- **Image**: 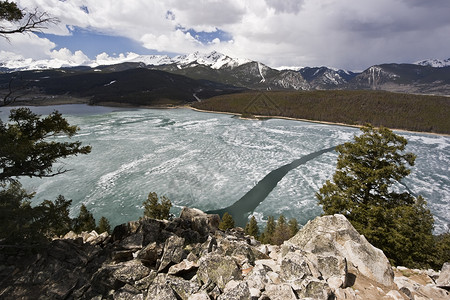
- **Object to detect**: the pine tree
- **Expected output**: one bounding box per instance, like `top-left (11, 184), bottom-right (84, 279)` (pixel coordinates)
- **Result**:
top-left (316, 125), bottom-right (435, 268)
top-left (36, 195), bottom-right (72, 237)
top-left (97, 216), bottom-right (111, 234)
top-left (260, 216), bottom-right (276, 244)
top-left (271, 215), bottom-right (291, 245)
top-left (73, 204), bottom-right (96, 233)
top-left (143, 192), bottom-right (172, 220)
top-left (245, 215), bottom-right (259, 238)
top-left (219, 212), bottom-right (235, 230)
top-left (288, 218), bottom-right (299, 238)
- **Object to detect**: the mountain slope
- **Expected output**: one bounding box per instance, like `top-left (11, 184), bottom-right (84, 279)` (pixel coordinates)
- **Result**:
top-left (0, 67), bottom-right (246, 106)
top-left (349, 64), bottom-right (450, 94)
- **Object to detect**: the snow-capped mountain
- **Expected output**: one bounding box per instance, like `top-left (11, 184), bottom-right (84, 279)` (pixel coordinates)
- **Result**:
top-left (1, 51), bottom-right (450, 95)
top-left (298, 67), bottom-right (357, 89)
top-left (0, 51), bottom-right (250, 72)
top-left (415, 58), bottom-right (450, 68)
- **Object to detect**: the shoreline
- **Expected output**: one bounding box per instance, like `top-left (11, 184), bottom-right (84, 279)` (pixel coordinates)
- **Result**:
top-left (188, 106), bottom-right (450, 137)
top-left (5, 100), bottom-right (449, 136)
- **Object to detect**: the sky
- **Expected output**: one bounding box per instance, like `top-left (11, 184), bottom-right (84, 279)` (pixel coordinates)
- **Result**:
top-left (1, 0), bottom-right (450, 71)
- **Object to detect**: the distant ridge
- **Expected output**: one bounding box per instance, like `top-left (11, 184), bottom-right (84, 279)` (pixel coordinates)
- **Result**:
top-left (1, 51), bottom-right (450, 100)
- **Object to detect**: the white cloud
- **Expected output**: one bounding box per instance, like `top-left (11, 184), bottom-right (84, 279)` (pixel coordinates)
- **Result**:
top-left (6, 0), bottom-right (450, 70)
top-left (0, 32), bottom-right (56, 59)
top-left (50, 48), bottom-right (90, 65)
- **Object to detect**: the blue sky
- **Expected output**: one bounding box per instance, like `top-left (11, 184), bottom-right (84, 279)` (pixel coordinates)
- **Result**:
top-left (1, 0), bottom-right (450, 70)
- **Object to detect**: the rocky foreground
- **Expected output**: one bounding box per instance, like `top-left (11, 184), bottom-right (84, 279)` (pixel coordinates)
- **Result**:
top-left (0, 208), bottom-right (449, 300)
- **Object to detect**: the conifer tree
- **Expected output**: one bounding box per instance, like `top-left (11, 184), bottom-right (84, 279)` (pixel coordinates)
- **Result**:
top-left (260, 216), bottom-right (276, 244)
top-left (317, 125), bottom-right (435, 268)
top-left (73, 204), bottom-right (96, 233)
top-left (36, 195), bottom-right (72, 237)
top-left (288, 218), bottom-right (299, 238)
top-left (219, 212), bottom-right (235, 230)
top-left (143, 192), bottom-right (172, 220)
top-left (271, 215), bottom-right (291, 245)
top-left (97, 216), bottom-right (111, 234)
top-left (245, 215), bottom-right (259, 238)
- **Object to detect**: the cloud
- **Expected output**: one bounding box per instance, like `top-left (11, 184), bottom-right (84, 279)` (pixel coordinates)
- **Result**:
top-left (50, 48), bottom-right (90, 65)
top-left (264, 0), bottom-right (304, 14)
top-left (8, 0), bottom-right (450, 70)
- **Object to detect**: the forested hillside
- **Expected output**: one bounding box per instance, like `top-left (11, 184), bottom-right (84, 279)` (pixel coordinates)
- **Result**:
top-left (192, 90), bottom-right (450, 134)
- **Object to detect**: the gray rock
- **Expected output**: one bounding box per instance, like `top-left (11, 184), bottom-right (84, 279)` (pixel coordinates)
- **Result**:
top-left (112, 220), bottom-right (141, 242)
top-left (436, 262), bottom-right (450, 288)
top-left (197, 253), bottom-right (242, 290)
top-left (112, 250), bottom-right (135, 262)
top-left (200, 236), bottom-right (218, 255)
top-left (168, 259), bottom-right (199, 276)
top-left (279, 251), bottom-right (312, 282)
top-left (136, 242), bottom-right (158, 265)
top-left (165, 275), bottom-right (201, 300)
top-left (295, 277), bottom-right (332, 300)
top-left (316, 255), bottom-right (347, 282)
top-left (188, 291), bottom-right (211, 300)
top-left (146, 283), bottom-right (178, 300)
top-left (288, 214), bottom-right (394, 287)
top-left (113, 284), bottom-right (143, 300)
top-left (245, 264), bottom-right (270, 290)
top-left (119, 232), bottom-right (144, 250)
top-left (263, 284), bottom-right (297, 300)
top-left (158, 235), bottom-right (185, 272)
top-left (63, 230), bottom-right (78, 240)
top-left (179, 207), bottom-right (220, 235)
top-left (217, 280), bottom-right (250, 300)
top-left (134, 271), bottom-right (157, 291)
top-left (112, 260), bottom-right (150, 284)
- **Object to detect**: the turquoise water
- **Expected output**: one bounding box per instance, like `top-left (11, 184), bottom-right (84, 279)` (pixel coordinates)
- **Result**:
top-left (1, 105), bottom-right (449, 233)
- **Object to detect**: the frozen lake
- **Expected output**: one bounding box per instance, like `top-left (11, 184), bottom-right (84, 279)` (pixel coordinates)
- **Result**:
top-left (1, 105), bottom-right (449, 233)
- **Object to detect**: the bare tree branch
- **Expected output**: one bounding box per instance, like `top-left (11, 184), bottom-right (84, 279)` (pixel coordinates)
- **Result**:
top-left (0, 8), bottom-right (58, 38)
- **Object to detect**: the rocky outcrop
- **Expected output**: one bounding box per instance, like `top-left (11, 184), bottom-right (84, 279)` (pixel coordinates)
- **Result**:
top-left (0, 210), bottom-right (448, 299)
top-left (287, 214), bottom-right (394, 287)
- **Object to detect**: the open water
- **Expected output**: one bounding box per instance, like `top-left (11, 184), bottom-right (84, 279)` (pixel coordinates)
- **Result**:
top-left (1, 105), bottom-right (449, 233)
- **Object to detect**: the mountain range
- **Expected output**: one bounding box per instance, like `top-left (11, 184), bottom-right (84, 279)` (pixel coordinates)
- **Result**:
top-left (1, 51), bottom-right (449, 106)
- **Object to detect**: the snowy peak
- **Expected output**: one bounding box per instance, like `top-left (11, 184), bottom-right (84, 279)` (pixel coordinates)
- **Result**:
top-left (298, 66), bottom-right (357, 88)
top-left (172, 51), bottom-right (251, 69)
top-left (415, 58), bottom-right (450, 68)
top-left (0, 51), bottom-right (250, 72)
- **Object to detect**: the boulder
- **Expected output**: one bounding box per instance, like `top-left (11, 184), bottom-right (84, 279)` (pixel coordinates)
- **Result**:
top-left (187, 292), bottom-right (211, 300)
top-left (263, 284), bottom-right (297, 300)
top-left (158, 235), bottom-right (185, 272)
top-left (179, 207), bottom-right (220, 235)
top-left (112, 260), bottom-right (151, 284)
top-left (118, 232), bottom-right (144, 250)
top-left (168, 259), bottom-right (199, 277)
top-left (197, 253), bottom-right (242, 290)
top-left (113, 284), bottom-right (143, 300)
top-left (217, 280), bottom-right (250, 300)
top-left (279, 251), bottom-right (312, 282)
top-left (146, 283), bottom-right (178, 300)
top-left (134, 271), bottom-right (157, 291)
top-left (288, 214), bottom-right (394, 287)
top-left (63, 230), bottom-right (78, 240)
top-left (436, 262), bottom-right (450, 288)
top-left (244, 264), bottom-right (271, 290)
top-left (165, 275), bottom-right (201, 300)
top-left (136, 242), bottom-right (158, 265)
top-left (112, 220), bottom-right (141, 242)
top-left (295, 277), bottom-right (332, 300)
